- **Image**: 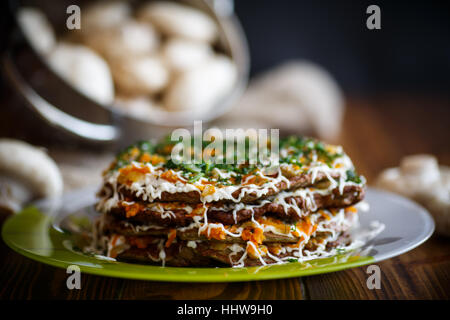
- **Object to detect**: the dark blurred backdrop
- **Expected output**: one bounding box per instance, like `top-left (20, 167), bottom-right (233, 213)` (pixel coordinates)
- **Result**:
top-left (234, 0), bottom-right (450, 95)
top-left (0, 0), bottom-right (448, 154)
top-left (1, 0), bottom-right (449, 96)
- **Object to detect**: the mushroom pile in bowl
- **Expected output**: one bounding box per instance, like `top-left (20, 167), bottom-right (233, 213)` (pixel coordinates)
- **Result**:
top-left (18, 1), bottom-right (239, 122)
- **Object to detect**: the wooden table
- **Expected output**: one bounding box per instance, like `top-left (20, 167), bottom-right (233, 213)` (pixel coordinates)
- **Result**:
top-left (1, 94), bottom-right (449, 299)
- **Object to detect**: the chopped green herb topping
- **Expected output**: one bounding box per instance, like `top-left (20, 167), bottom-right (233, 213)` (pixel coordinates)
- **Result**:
top-left (279, 136), bottom-right (343, 167)
top-left (109, 135), bottom-right (347, 186)
top-left (346, 170), bottom-right (362, 184)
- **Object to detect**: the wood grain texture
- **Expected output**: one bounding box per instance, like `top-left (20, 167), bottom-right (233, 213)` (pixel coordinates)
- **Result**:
top-left (0, 94), bottom-right (449, 300)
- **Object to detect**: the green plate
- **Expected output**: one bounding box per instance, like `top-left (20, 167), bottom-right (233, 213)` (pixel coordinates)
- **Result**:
top-left (2, 206), bottom-right (374, 282)
top-left (1, 187), bottom-right (433, 282)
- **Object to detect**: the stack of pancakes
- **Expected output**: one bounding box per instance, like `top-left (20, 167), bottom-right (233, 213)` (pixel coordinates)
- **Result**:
top-left (93, 136), bottom-right (366, 267)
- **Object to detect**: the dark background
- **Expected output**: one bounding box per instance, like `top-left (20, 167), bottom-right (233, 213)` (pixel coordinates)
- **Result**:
top-left (1, 0), bottom-right (450, 96)
top-left (234, 0), bottom-right (450, 95)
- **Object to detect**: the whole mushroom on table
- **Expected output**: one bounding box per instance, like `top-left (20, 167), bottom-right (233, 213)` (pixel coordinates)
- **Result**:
top-left (0, 139), bottom-right (63, 214)
top-left (376, 154), bottom-right (450, 237)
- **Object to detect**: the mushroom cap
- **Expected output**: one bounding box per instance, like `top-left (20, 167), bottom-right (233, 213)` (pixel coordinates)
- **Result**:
top-left (0, 139), bottom-right (63, 199)
top-left (110, 55), bottom-right (169, 96)
top-left (137, 1), bottom-right (218, 43)
top-left (82, 1), bottom-right (132, 31)
top-left (162, 38), bottom-right (212, 72)
top-left (376, 155), bottom-right (450, 237)
top-left (164, 55), bottom-right (237, 112)
top-left (47, 42), bottom-right (115, 105)
top-left (82, 20), bottom-right (160, 60)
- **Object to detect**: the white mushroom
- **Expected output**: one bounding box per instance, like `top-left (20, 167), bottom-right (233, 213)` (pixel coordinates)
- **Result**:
top-left (110, 55), bottom-right (169, 96)
top-left (0, 139), bottom-right (63, 213)
top-left (376, 154), bottom-right (441, 198)
top-left (162, 38), bottom-right (213, 72)
top-left (17, 7), bottom-right (56, 55)
top-left (376, 154), bottom-right (450, 237)
top-left (426, 186), bottom-right (450, 237)
top-left (82, 1), bottom-right (131, 31)
top-left (82, 20), bottom-right (159, 60)
top-left (253, 62), bottom-right (344, 140)
top-left (47, 42), bottom-right (115, 105)
top-left (399, 154), bottom-right (441, 186)
top-left (218, 61), bottom-right (344, 140)
top-left (114, 95), bottom-right (166, 119)
top-left (137, 1), bottom-right (218, 43)
top-left (164, 55), bottom-right (237, 112)
top-left (415, 166), bottom-right (450, 237)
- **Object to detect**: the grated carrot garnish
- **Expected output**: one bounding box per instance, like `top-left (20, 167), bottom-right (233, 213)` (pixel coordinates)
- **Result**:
top-left (165, 229), bottom-right (177, 248)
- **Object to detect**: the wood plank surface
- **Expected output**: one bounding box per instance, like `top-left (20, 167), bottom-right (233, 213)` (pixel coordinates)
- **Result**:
top-left (0, 94), bottom-right (449, 300)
